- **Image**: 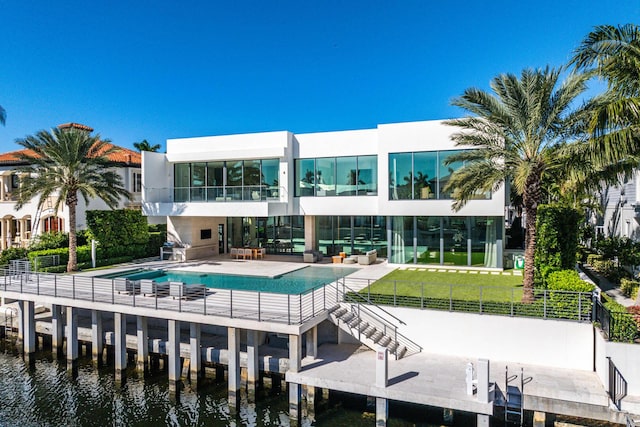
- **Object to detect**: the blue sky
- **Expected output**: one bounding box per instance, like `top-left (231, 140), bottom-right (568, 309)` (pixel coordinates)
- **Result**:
top-left (0, 1), bottom-right (637, 153)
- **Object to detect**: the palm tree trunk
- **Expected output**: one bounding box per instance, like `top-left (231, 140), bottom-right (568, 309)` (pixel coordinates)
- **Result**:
top-left (522, 172), bottom-right (542, 303)
top-left (67, 199), bottom-right (77, 272)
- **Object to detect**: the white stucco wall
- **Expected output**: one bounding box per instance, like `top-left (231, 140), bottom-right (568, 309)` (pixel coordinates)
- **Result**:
top-left (386, 307), bottom-right (594, 370)
top-left (595, 329), bottom-right (640, 396)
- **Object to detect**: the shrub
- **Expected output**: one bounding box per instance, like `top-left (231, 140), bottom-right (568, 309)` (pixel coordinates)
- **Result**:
top-left (535, 204), bottom-right (581, 272)
top-left (586, 253), bottom-right (603, 266)
top-left (604, 299), bottom-right (639, 342)
top-left (621, 278), bottom-right (640, 300)
top-left (546, 270), bottom-right (594, 293)
top-left (86, 209), bottom-right (149, 258)
top-left (28, 232), bottom-right (69, 251)
top-left (546, 270), bottom-right (594, 319)
top-left (0, 247), bottom-right (29, 266)
top-left (28, 245), bottom-right (92, 267)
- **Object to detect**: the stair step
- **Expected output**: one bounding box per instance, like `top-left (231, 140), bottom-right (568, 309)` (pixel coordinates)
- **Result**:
top-left (378, 335), bottom-right (391, 346)
top-left (332, 308), bottom-right (347, 318)
top-left (341, 312), bottom-right (355, 323)
top-left (357, 322), bottom-right (369, 332)
top-left (348, 317), bottom-right (361, 328)
top-left (397, 346), bottom-right (407, 359)
top-left (387, 341), bottom-right (399, 353)
top-left (371, 331), bottom-right (383, 342)
top-left (328, 304), bottom-right (342, 314)
top-left (363, 326), bottom-right (376, 338)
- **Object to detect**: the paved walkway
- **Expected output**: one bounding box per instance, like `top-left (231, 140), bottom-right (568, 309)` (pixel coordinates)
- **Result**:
top-left (578, 265), bottom-right (636, 307)
top-left (289, 343), bottom-right (620, 422)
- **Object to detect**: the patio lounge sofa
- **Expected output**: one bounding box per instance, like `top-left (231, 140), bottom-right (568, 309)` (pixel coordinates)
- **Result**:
top-left (170, 281), bottom-right (206, 299)
top-left (357, 250), bottom-right (377, 265)
top-left (140, 279), bottom-right (170, 296)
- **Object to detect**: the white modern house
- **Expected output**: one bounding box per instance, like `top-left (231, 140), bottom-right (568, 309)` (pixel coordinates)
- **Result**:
top-left (142, 119), bottom-right (507, 267)
top-left (0, 123), bottom-right (142, 249)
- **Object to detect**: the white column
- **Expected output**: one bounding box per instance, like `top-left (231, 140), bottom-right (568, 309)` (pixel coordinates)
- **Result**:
top-left (91, 310), bottom-right (103, 365)
top-left (22, 300), bottom-right (35, 354)
top-left (306, 326), bottom-right (317, 360)
top-left (52, 304), bottom-right (64, 358)
top-left (189, 323), bottom-right (201, 385)
top-left (168, 319), bottom-right (181, 392)
top-left (289, 334), bottom-right (302, 426)
top-left (375, 346), bottom-right (389, 427)
top-left (66, 306), bottom-right (78, 363)
top-left (247, 329), bottom-right (259, 400)
top-left (137, 316), bottom-right (148, 373)
top-left (228, 327), bottom-right (241, 414)
top-left (114, 312), bottom-right (127, 381)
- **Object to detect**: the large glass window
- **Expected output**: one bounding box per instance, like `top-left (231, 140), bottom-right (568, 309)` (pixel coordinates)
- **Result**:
top-left (336, 157), bottom-right (357, 196)
top-left (443, 217), bottom-right (467, 265)
top-left (388, 150), bottom-right (487, 200)
top-left (413, 152), bottom-right (437, 199)
top-left (261, 159), bottom-right (279, 200)
top-left (174, 163), bottom-right (190, 202)
top-left (295, 155), bottom-right (377, 197)
top-left (174, 159), bottom-right (280, 202)
top-left (439, 150), bottom-right (463, 199)
top-left (357, 155), bottom-right (377, 195)
top-left (389, 153), bottom-right (412, 200)
top-left (295, 159), bottom-right (315, 197)
top-left (191, 162), bottom-right (206, 201)
top-left (316, 158), bottom-right (336, 196)
top-left (207, 161), bottom-right (224, 200)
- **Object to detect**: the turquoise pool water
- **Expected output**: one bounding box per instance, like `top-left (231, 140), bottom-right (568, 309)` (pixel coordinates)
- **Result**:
top-left (107, 266), bottom-right (357, 294)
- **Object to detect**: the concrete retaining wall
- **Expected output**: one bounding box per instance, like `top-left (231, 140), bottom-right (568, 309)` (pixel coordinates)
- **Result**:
top-left (386, 307), bottom-right (594, 370)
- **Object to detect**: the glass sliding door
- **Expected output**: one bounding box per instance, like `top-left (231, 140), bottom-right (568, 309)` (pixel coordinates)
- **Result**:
top-left (261, 159), bottom-right (280, 200)
top-left (336, 157), bottom-right (357, 196)
top-left (417, 216), bottom-right (441, 264)
top-left (390, 216), bottom-right (414, 263)
top-left (315, 158), bottom-right (336, 196)
top-left (443, 217), bottom-right (467, 265)
top-left (207, 161), bottom-right (224, 201)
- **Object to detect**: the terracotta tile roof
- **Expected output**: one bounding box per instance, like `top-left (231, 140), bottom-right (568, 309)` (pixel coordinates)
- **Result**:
top-left (0, 143), bottom-right (141, 166)
top-left (57, 122), bottom-right (94, 132)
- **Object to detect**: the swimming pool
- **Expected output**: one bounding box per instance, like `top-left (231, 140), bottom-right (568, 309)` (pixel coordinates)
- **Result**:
top-left (106, 266), bottom-right (357, 295)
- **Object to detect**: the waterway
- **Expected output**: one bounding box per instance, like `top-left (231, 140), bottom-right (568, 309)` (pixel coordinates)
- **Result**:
top-left (0, 342), bottom-right (614, 426)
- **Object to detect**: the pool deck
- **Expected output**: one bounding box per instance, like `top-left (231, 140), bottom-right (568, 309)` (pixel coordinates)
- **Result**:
top-left (81, 254), bottom-right (394, 282)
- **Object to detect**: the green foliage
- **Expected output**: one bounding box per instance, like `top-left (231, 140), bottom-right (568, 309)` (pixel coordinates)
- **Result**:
top-left (147, 232), bottom-right (164, 257)
top-left (603, 298), bottom-right (639, 343)
top-left (586, 253), bottom-right (603, 266)
top-left (596, 236), bottom-right (640, 268)
top-left (535, 204), bottom-right (581, 272)
top-left (28, 232), bottom-right (69, 251)
top-left (28, 245), bottom-right (92, 266)
top-left (546, 270), bottom-right (595, 292)
top-left (86, 209), bottom-right (149, 258)
top-left (0, 247), bottom-right (28, 266)
top-left (620, 278), bottom-right (640, 300)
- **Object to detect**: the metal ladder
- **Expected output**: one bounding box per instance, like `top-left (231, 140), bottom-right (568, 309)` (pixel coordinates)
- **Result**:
top-left (505, 366), bottom-right (524, 425)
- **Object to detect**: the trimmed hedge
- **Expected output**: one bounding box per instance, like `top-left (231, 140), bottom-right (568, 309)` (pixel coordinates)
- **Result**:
top-left (603, 297), bottom-right (639, 343)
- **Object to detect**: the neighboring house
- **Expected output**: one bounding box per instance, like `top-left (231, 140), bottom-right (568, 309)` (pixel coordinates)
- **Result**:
top-left (597, 174), bottom-right (640, 240)
top-left (142, 119), bottom-right (507, 267)
top-left (0, 123), bottom-right (142, 250)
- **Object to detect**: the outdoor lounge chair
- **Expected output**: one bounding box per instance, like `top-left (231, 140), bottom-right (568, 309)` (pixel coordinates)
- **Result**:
top-left (170, 281), bottom-right (206, 299)
top-left (114, 278), bottom-right (139, 294)
top-left (140, 279), bottom-right (170, 296)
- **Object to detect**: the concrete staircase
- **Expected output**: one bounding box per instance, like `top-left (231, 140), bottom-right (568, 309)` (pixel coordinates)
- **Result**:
top-left (327, 302), bottom-right (408, 359)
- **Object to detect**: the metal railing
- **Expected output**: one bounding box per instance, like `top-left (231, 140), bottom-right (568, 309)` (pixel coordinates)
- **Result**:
top-left (594, 299), bottom-right (640, 342)
top-left (330, 279), bottom-right (423, 358)
top-left (608, 357), bottom-right (627, 410)
top-left (345, 278), bottom-right (593, 322)
top-left (0, 269), bottom-right (331, 325)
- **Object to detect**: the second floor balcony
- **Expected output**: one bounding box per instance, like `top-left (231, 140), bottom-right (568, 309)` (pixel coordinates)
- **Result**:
top-left (144, 185), bottom-right (283, 204)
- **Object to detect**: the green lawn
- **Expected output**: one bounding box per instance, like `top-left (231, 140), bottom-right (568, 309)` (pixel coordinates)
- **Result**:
top-left (363, 269), bottom-right (524, 302)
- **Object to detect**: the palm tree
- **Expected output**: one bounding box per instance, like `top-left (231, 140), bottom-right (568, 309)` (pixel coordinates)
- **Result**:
top-left (0, 105), bottom-right (5, 126)
top-left (444, 67), bottom-right (589, 302)
top-left (571, 24), bottom-right (640, 169)
top-left (133, 139), bottom-right (161, 152)
top-left (15, 127), bottom-right (130, 272)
